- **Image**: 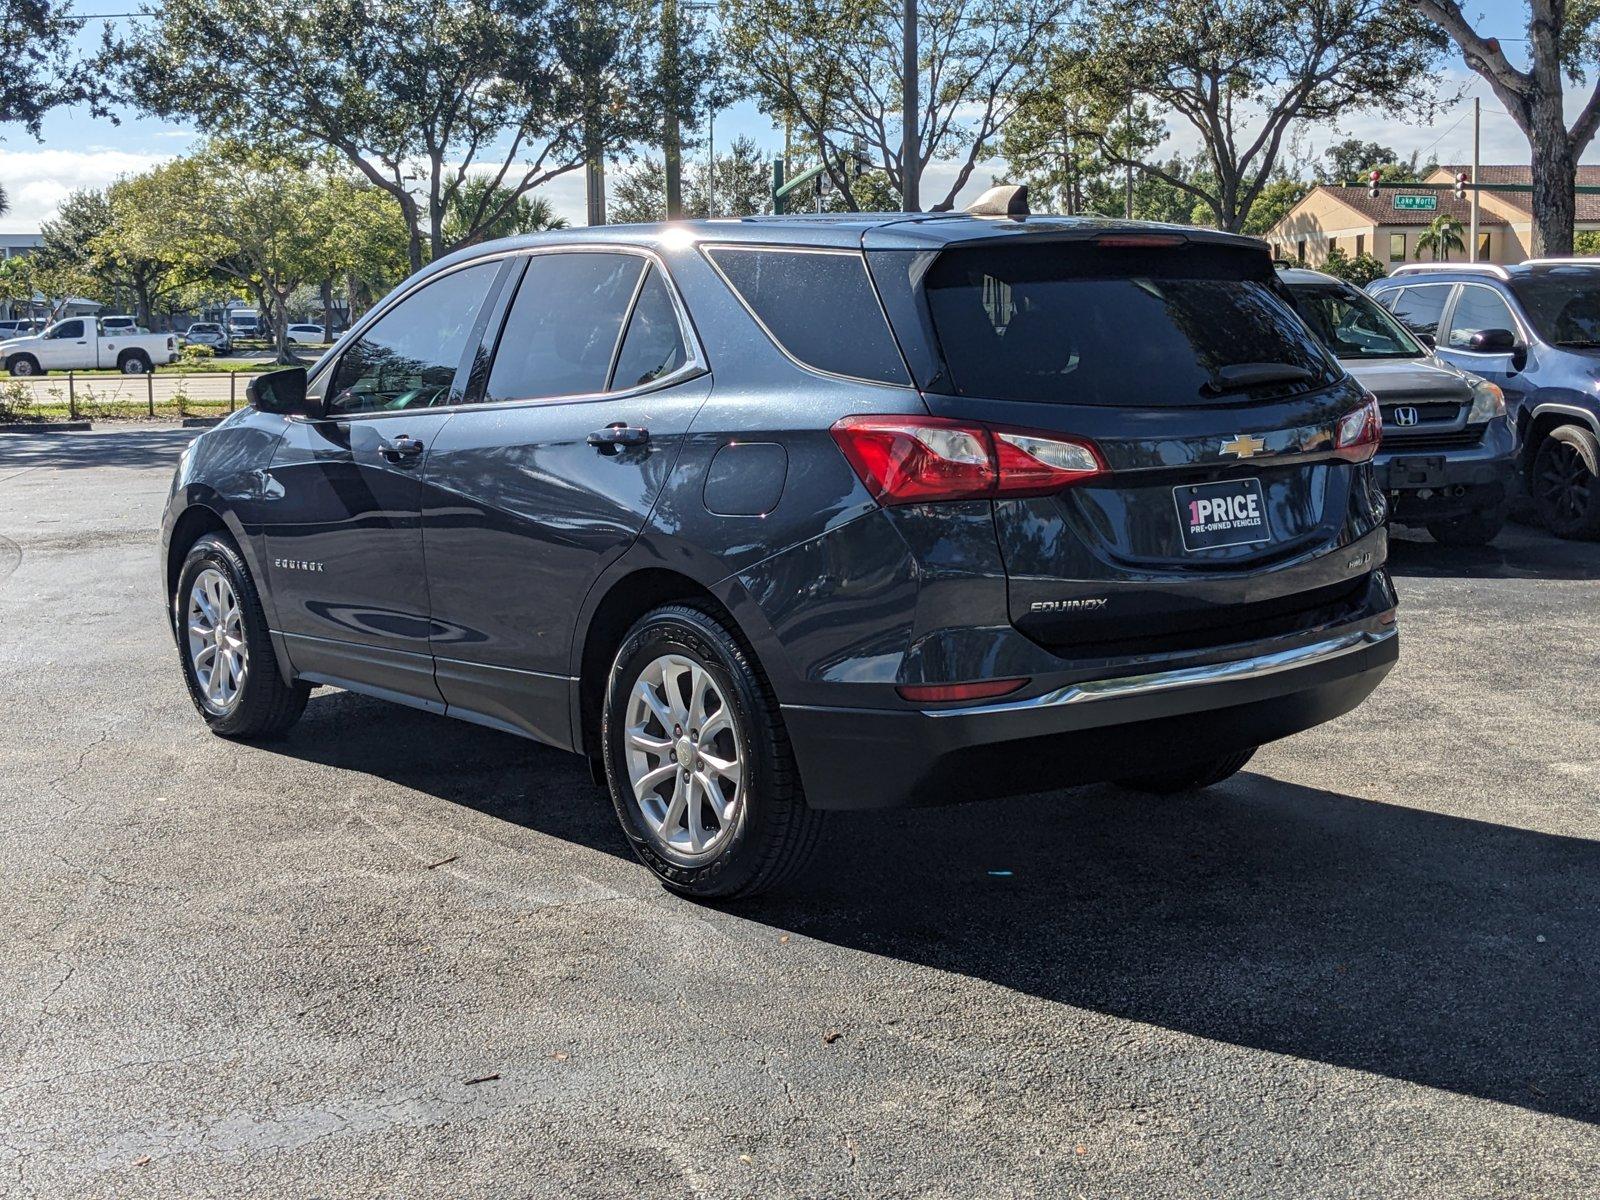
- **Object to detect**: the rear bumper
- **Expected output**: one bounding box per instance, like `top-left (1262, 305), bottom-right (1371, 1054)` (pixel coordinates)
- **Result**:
top-left (783, 620), bottom-right (1398, 810)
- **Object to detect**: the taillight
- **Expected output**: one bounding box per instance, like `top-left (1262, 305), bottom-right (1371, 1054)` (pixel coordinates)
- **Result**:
top-left (1333, 392), bottom-right (1382, 463)
top-left (831, 415), bottom-right (1104, 505)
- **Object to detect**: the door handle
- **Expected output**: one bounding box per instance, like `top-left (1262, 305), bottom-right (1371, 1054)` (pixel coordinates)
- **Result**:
top-left (586, 423), bottom-right (650, 452)
top-left (378, 434), bottom-right (426, 462)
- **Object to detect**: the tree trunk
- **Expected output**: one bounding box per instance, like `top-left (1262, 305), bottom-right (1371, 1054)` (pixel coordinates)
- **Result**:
top-left (320, 278), bottom-right (335, 341)
top-left (1529, 92), bottom-right (1576, 256)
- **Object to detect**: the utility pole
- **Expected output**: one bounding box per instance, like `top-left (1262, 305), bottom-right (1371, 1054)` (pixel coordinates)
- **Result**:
top-left (901, 0), bottom-right (918, 211)
top-left (1470, 96), bottom-right (1481, 262)
top-left (662, 0), bottom-right (683, 219)
top-left (1124, 95), bottom-right (1133, 219)
top-left (706, 106), bottom-right (716, 216)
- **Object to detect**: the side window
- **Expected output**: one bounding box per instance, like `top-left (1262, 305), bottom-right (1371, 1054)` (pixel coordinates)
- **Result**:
top-left (1385, 285), bottom-right (1451, 340)
top-left (484, 253), bottom-right (644, 403)
top-left (50, 319), bottom-right (84, 340)
top-left (1446, 285), bottom-right (1517, 349)
top-left (327, 261), bottom-right (500, 415)
top-left (706, 247), bottom-right (909, 385)
top-left (609, 266), bottom-right (689, 390)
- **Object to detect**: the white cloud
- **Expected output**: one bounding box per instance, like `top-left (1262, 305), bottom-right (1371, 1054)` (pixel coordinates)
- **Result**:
top-left (0, 147), bottom-right (177, 232)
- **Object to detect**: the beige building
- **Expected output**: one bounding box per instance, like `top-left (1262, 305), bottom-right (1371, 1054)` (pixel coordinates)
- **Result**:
top-left (1264, 164), bottom-right (1600, 266)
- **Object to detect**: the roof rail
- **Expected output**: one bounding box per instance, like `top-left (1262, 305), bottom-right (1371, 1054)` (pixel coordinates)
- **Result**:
top-left (1520, 256), bottom-right (1600, 267)
top-left (1388, 262), bottom-right (1510, 280)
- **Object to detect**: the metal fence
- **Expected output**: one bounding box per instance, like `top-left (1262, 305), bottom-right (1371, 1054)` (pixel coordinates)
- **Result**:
top-left (1, 370), bottom-right (265, 419)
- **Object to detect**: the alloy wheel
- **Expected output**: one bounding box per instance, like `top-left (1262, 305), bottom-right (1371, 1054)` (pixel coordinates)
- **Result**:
top-left (623, 652), bottom-right (744, 862)
top-left (186, 567), bottom-right (248, 713)
top-left (1538, 440), bottom-right (1593, 523)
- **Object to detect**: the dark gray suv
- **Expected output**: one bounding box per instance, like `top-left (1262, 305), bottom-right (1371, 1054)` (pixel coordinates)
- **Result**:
top-left (161, 196), bottom-right (1398, 898)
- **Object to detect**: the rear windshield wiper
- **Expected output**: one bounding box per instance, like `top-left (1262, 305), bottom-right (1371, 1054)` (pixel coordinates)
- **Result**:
top-left (1554, 339), bottom-right (1600, 348)
top-left (1201, 362), bottom-right (1314, 396)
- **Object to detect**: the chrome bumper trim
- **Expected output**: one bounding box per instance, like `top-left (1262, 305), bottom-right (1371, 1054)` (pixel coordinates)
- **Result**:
top-left (924, 626), bottom-right (1398, 718)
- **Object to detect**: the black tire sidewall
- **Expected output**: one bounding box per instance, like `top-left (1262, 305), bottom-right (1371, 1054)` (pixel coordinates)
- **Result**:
top-left (1427, 505), bottom-right (1505, 547)
top-left (602, 608), bottom-right (775, 897)
top-left (1533, 425), bottom-right (1600, 538)
top-left (174, 534), bottom-right (273, 734)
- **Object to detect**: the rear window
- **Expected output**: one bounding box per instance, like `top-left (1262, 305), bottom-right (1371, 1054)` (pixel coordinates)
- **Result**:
top-left (1508, 273), bottom-right (1600, 346)
top-left (920, 242), bottom-right (1337, 407)
top-left (706, 246), bottom-right (909, 385)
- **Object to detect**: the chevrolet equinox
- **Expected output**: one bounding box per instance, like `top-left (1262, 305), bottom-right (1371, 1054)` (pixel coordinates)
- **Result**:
top-left (162, 189), bottom-right (1399, 898)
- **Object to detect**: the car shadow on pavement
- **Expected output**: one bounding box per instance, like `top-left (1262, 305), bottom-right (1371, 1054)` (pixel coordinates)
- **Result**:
top-left (1386, 524), bottom-right (1600, 581)
top-left (0, 427), bottom-right (200, 473)
top-left (273, 690), bottom-right (1599, 1127)
top-left (746, 774), bottom-right (1600, 1126)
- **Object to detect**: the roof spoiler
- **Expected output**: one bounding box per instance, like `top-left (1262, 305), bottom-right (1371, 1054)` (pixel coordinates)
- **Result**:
top-left (965, 184), bottom-right (1030, 218)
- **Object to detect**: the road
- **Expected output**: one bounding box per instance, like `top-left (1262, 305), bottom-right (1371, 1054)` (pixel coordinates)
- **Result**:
top-left (1, 426), bottom-right (1597, 1198)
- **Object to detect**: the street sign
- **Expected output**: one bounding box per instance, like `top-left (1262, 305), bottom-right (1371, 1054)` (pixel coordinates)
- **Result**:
top-left (1393, 194), bottom-right (1438, 211)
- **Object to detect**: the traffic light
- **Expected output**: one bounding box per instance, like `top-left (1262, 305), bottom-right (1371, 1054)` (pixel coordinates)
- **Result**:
top-left (1455, 171), bottom-right (1469, 200)
top-left (1368, 169), bottom-right (1381, 199)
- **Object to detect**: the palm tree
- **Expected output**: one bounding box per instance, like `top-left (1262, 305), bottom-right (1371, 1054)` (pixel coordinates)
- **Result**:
top-left (0, 183), bottom-right (8, 217)
top-left (1416, 213), bottom-right (1466, 262)
top-left (443, 180), bottom-right (568, 248)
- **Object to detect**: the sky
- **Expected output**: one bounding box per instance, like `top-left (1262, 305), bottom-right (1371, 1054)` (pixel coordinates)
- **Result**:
top-left (0, 0), bottom-right (1593, 234)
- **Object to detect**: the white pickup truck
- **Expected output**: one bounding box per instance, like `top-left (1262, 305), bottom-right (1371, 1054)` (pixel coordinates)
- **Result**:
top-left (1, 317), bottom-right (179, 376)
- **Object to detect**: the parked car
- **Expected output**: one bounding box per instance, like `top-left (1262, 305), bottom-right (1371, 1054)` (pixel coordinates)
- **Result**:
top-left (285, 323), bottom-right (328, 345)
top-left (1281, 267), bottom-right (1516, 546)
top-left (183, 322), bottom-right (232, 354)
top-left (100, 314), bottom-right (149, 336)
top-left (2, 317), bottom-right (178, 375)
top-left (1369, 260), bottom-right (1600, 538)
top-left (0, 318), bottom-right (43, 338)
top-left (161, 193), bottom-right (1398, 898)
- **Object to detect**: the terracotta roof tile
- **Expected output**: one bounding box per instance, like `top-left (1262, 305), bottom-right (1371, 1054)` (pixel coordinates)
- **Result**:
top-left (1312, 185), bottom-right (1507, 226)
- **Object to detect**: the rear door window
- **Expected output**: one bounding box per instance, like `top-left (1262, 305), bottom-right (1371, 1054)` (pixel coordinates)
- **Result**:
top-left (1382, 284), bottom-right (1453, 340)
top-left (609, 266), bottom-right (689, 390)
top-left (918, 242), bottom-right (1337, 407)
top-left (706, 246), bottom-right (908, 385)
top-left (484, 252), bottom-right (644, 402)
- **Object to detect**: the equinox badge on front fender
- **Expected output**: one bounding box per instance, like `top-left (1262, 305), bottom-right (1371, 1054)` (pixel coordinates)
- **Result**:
top-left (1030, 598), bottom-right (1108, 613)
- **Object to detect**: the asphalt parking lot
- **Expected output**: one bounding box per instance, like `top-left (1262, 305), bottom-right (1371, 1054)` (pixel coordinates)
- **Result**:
top-left (2, 425), bottom-right (1597, 1198)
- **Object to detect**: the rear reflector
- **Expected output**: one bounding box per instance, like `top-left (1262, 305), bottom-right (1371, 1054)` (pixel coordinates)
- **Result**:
top-left (832, 415), bottom-right (1104, 505)
top-left (897, 678), bottom-right (1028, 704)
top-left (1333, 391), bottom-right (1383, 463)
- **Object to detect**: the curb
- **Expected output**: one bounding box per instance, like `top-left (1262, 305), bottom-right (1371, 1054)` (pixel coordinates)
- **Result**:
top-left (180, 417), bottom-right (224, 428)
top-left (0, 420), bottom-right (92, 433)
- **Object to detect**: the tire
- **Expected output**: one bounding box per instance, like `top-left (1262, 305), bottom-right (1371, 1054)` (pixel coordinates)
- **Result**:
top-left (1115, 747), bottom-right (1257, 795)
top-left (7, 355), bottom-right (40, 377)
top-left (601, 603), bottom-right (823, 899)
top-left (1531, 423), bottom-right (1600, 539)
top-left (119, 352), bottom-right (151, 375)
top-left (1427, 505), bottom-right (1506, 547)
top-left (173, 532), bottom-right (309, 738)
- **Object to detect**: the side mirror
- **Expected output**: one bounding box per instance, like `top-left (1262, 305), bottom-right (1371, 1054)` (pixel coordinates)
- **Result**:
top-left (247, 367), bottom-right (322, 418)
top-left (1469, 327), bottom-right (1518, 354)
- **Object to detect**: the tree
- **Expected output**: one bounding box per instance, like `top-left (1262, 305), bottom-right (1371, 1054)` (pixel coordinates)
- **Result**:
top-left (1069, 0), bottom-right (1444, 231)
top-left (116, 143), bottom-right (341, 362)
top-left (611, 135), bottom-right (774, 221)
top-left (1407, 0), bottom-right (1600, 255)
top-left (39, 185), bottom-right (194, 328)
top-left (1318, 139), bottom-right (1431, 185)
top-left (111, 0), bottom-right (661, 270)
top-left (2, 0), bottom-right (109, 137)
top-left (1416, 212), bottom-right (1466, 261)
top-left (1321, 245), bottom-right (1388, 285)
top-left (722, 0), bottom-right (1066, 211)
top-left (443, 178), bottom-right (569, 247)
top-left (1243, 175), bottom-right (1311, 235)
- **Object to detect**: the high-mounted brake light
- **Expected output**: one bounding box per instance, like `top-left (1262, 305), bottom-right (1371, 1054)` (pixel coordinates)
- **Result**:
top-left (830, 415), bottom-right (1105, 505)
top-left (1333, 391), bottom-right (1382, 463)
top-left (1094, 233), bottom-right (1186, 248)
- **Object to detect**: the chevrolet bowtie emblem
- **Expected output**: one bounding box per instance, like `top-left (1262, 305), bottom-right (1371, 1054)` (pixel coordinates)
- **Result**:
top-left (1220, 433), bottom-right (1267, 459)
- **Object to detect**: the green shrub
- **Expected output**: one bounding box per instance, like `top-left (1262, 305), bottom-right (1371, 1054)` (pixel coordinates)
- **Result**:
top-left (180, 343), bottom-right (217, 366)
